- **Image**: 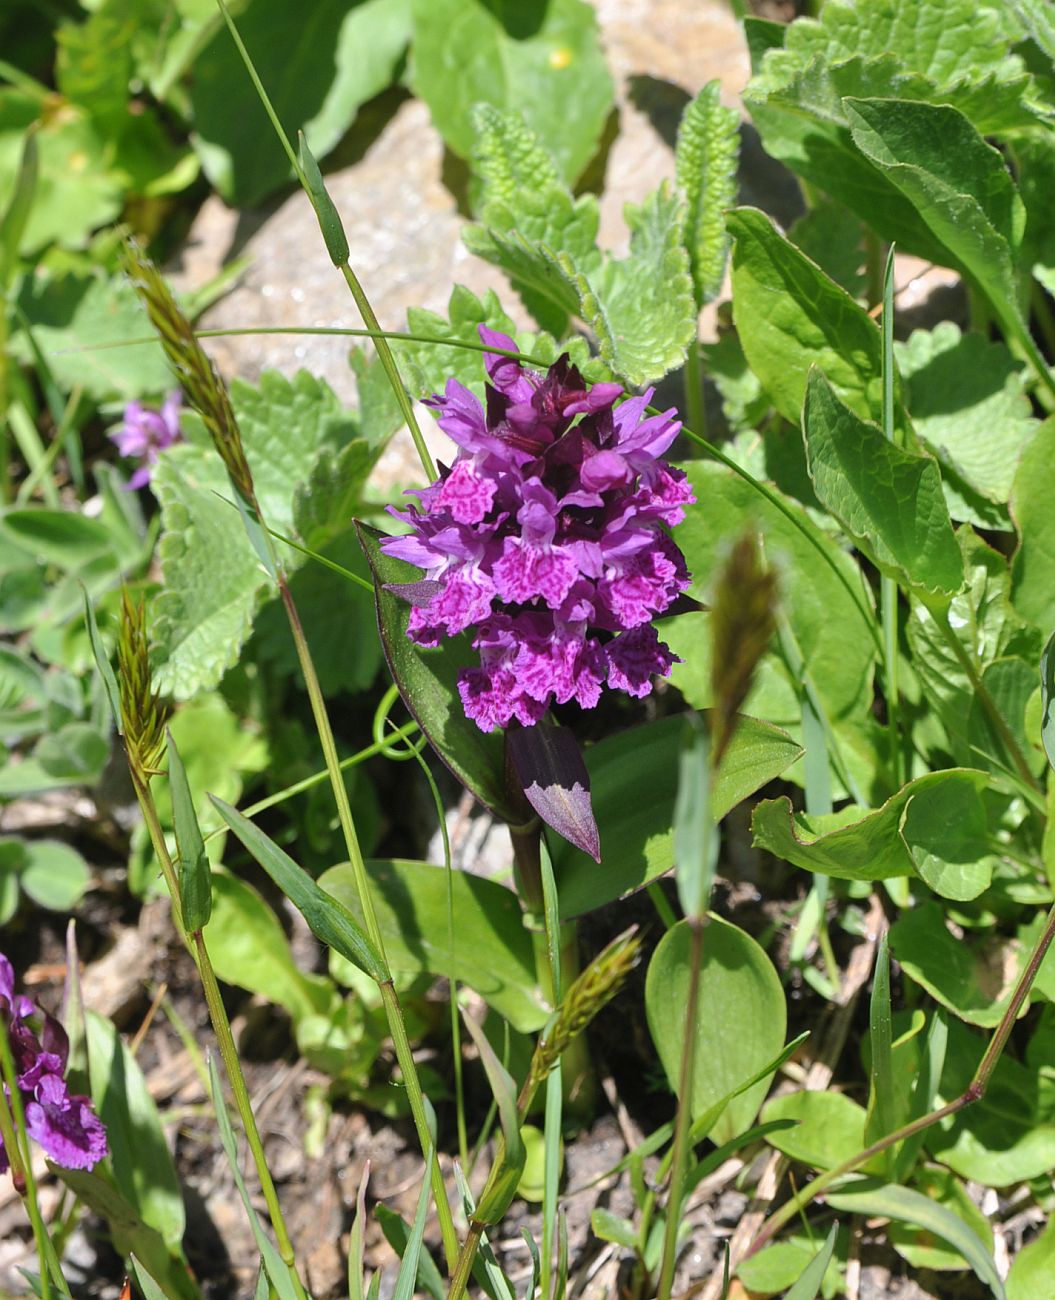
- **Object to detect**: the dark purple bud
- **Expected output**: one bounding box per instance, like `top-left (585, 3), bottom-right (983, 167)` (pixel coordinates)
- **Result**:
top-left (507, 724), bottom-right (600, 862)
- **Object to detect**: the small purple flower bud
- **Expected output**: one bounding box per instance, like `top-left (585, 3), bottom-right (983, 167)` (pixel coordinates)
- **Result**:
top-left (381, 330), bottom-right (694, 730)
top-left (110, 391), bottom-right (183, 490)
top-left (0, 953), bottom-right (107, 1175)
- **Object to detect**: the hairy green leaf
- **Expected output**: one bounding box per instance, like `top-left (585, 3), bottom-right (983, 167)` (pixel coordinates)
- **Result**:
top-left (674, 81), bottom-right (739, 307)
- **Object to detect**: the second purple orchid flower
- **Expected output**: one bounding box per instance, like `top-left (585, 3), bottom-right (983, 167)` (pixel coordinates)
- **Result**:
top-left (382, 329), bottom-right (693, 732)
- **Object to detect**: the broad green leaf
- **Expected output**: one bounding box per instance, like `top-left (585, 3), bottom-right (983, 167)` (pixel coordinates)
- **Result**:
top-left (1011, 416), bottom-right (1055, 631)
top-left (825, 1176), bottom-right (1004, 1298)
top-left (292, 440), bottom-right (379, 551)
top-left (55, 1167), bottom-right (200, 1300)
top-left (645, 915), bottom-right (786, 1144)
top-left (803, 369), bottom-right (963, 597)
top-left (789, 199), bottom-right (867, 299)
top-left (761, 1090), bottom-right (875, 1171)
top-left (192, 0), bottom-right (412, 205)
top-left (1007, 1211), bottom-right (1055, 1299)
top-left (85, 1009), bottom-right (185, 1250)
top-left (674, 81), bottom-right (739, 308)
top-left (211, 796), bottom-right (388, 983)
top-left (167, 730), bottom-right (211, 932)
top-left (891, 900), bottom-right (1039, 1026)
top-left (752, 769), bottom-right (994, 893)
top-left (409, 0), bottom-right (613, 185)
top-left (738, 1231), bottom-right (844, 1300)
top-left (19, 838), bottom-right (90, 912)
top-left (908, 530), bottom-right (1041, 770)
top-left (676, 461), bottom-right (875, 728)
top-left (965, 655), bottom-right (1045, 780)
top-left (0, 95), bottom-right (123, 256)
top-left (896, 324), bottom-right (1038, 525)
top-left (673, 714), bottom-right (715, 921)
top-left (571, 181), bottom-right (697, 387)
top-left (551, 713), bottom-right (802, 920)
top-left (355, 522), bottom-right (511, 819)
top-left (844, 97), bottom-right (1025, 337)
top-left (697, 331), bottom-right (770, 436)
top-left (590, 1209), bottom-right (637, 1251)
top-left (153, 370), bottom-right (358, 696)
top-left (785, 1223), bottom-right (840, 1300)
top-left (0, 510), bottom-right (115, 570)
top-left (727, 208), bottom-right (888, 427)
top-left (203, 872), bottom-right (335, 1023)
top-left (888, 1167), bottom-right (994, 1274)
top-left (13, 269), bottom-right (172, 400)
top-left (32, 722), bottom-right (109, 784)
top-left (320, 858), bottom-right (546, 1032)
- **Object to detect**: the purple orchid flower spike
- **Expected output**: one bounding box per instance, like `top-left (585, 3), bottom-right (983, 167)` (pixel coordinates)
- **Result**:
top-left (380, 327), bottom-right (693, 733)
top-left (110, 390), bottom-right (183, 490)
top-left (0, 953), bottom-right (107, 1175)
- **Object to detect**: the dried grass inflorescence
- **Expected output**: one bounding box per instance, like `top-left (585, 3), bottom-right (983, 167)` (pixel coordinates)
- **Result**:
top-left (117, 588), bottom-right (170, 783)
top-left (528, 927), bottom-right (642, 1092)
top-left (121, 239), bottom-right (255, 503)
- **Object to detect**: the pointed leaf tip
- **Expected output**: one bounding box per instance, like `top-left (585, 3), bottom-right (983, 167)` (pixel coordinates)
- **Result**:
top-left (507, 724), bottom-right (600, 862)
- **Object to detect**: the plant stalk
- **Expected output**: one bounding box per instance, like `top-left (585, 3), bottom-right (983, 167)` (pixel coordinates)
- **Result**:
top-left (275, 573), bottom-right (459, 1268)
top-left (683, 341), bottom-right (706, 445)
top-left (749, 898), bottom-right (1055, 1254)
top-left (132, 774), bottom-right (309, 1300)
top-left (655, 916), bottom-right (706, 1300)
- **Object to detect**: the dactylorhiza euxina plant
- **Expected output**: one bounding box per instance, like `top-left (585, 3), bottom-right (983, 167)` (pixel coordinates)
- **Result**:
top-left (382, 328), bottom-right (694, 731)
top-left (0, 954), bottom-right (107, 1173)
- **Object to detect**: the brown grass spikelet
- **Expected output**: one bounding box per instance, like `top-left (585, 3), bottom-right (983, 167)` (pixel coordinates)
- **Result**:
top-left (709, 530), bottom-right (778, 767)
top-left (121, 239), bottom-right (255, 502)
top-left (528, 928), bottom-right (642, 1093)
top-left (117, 587), bottom-right (170, 783)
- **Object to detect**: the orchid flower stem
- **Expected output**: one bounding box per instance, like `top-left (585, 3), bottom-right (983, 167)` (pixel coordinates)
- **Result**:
top-left (750, 898), bottom-right (1055, 1255)
top-left (274, 571), bottom-right (459, 1270)
top-left (684, 341), bottom-right (706, 446)
top-left (0, 1019), bottom-right (71, 1299)
top-left (655, 916), bottom-right (705, 1300)
top-left (131, 773), bottom-right (309, 1300)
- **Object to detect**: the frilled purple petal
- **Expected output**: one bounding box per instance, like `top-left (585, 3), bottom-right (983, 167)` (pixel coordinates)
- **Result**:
top-left (25, 1073), bottom-right (108, 1171)
top-left (383, 335), bottom-right (694, 728)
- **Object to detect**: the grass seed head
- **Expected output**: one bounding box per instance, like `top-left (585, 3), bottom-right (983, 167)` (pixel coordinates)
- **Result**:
top-left (117, 587), bottom-right (170, 783)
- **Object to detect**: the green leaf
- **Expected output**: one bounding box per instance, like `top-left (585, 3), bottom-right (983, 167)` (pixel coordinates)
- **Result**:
top-left (461, 1014), bottom-right (524, 1224)
top-left (167, 730), bottom-right (211, 932)
top-left (761, 1090), bottom-right (874, 1171)
top-left (355, 522), bottom-right (511, 819)
top-left (891, 899), bottom-right (1040, 1026)
top-left (591, 1209), bottom-right (637, 1251)
top-left (210, 795), bottom-right (388, 983)
top-left (1006, 1209), bottom-right (1055, 1299)
top-left (376, 1203), bottom-right (445, 1300)
top-left (673, 714), bottom-right (716, 921)
top-left (1043, 632), bottom-right (1055, 774)
top-left (319, 858), bottom-right (546, 1032)
top-left (292, 440), bottom-right (379, 551)
top-left (727, 208), bottom-right (888, 427)
top-left (803, 369), bottom-right (963, 597)
top-left (645, 915), bottom-right (787, 1144)
top-left (676, 460), bottom-right (876, 731)
top-left (738, 1233), bottom-right (843, 1300)
top-left (153, 370), bottom-right (358, 697)
top-left (0, 125), bottom-right (37, 285)
top-left (785, 1223), bottom-right (840, 1300)
top-left (192, 0), bottom-right (412, 205)
top-left (13, 269), bottom-right (172, 400)
top-left (552, 713), bottom-right (802, 920)
top-left (752, 769), bottom-right (994, 893)
top-left (392, 1149), bottom-right (435, 1300)
top-left (85, 1009), bottom-right (185, 1250)
top-left (888, 1167), bottom-right (995, 1274)
top-left (674, 81), bottom-right (740, 308)
top-left (19, 838), bottom-right (90, 912)
top-left (788, 199), bottom-right (867, 299)
top-left (824, 1176), bottom-right (1004, 1298)
top-left (896, 323), bottom-right (1038, 524)
top-left (33, 721), bottom-right (109, 784)
top-left (572, 181), bottom-right (697, 387)
top-left (82, 588), bottom-right (121, 733)
top-left (204, 872), bottom-right (335, 1023)
top-left (843, 97), bottom-right (1025, 336)
top-left (865, 929), bottom-right (897, 1162)
top-left (463, 108), bottom-right (600, 336)
top-left (409, 0), bottom-right (613, 185)
top-left (1011, 416), bottom-right (1055, 631)
top-left (0, 509), bottom-right (115, 570)
top-left (0, 96), bottom-right (123, 255)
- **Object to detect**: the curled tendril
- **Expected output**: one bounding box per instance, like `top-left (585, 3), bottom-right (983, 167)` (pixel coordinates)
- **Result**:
top-left (371, 684), bottom-right (427, 762)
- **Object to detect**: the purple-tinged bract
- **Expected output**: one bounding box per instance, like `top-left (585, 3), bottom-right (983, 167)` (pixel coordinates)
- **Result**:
top-left (381, 329), bottom-right (693, 731)
top-left (0, 953), bottom-right (107, 1174)
top-left (110, 391), bottom-right (183, 490)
